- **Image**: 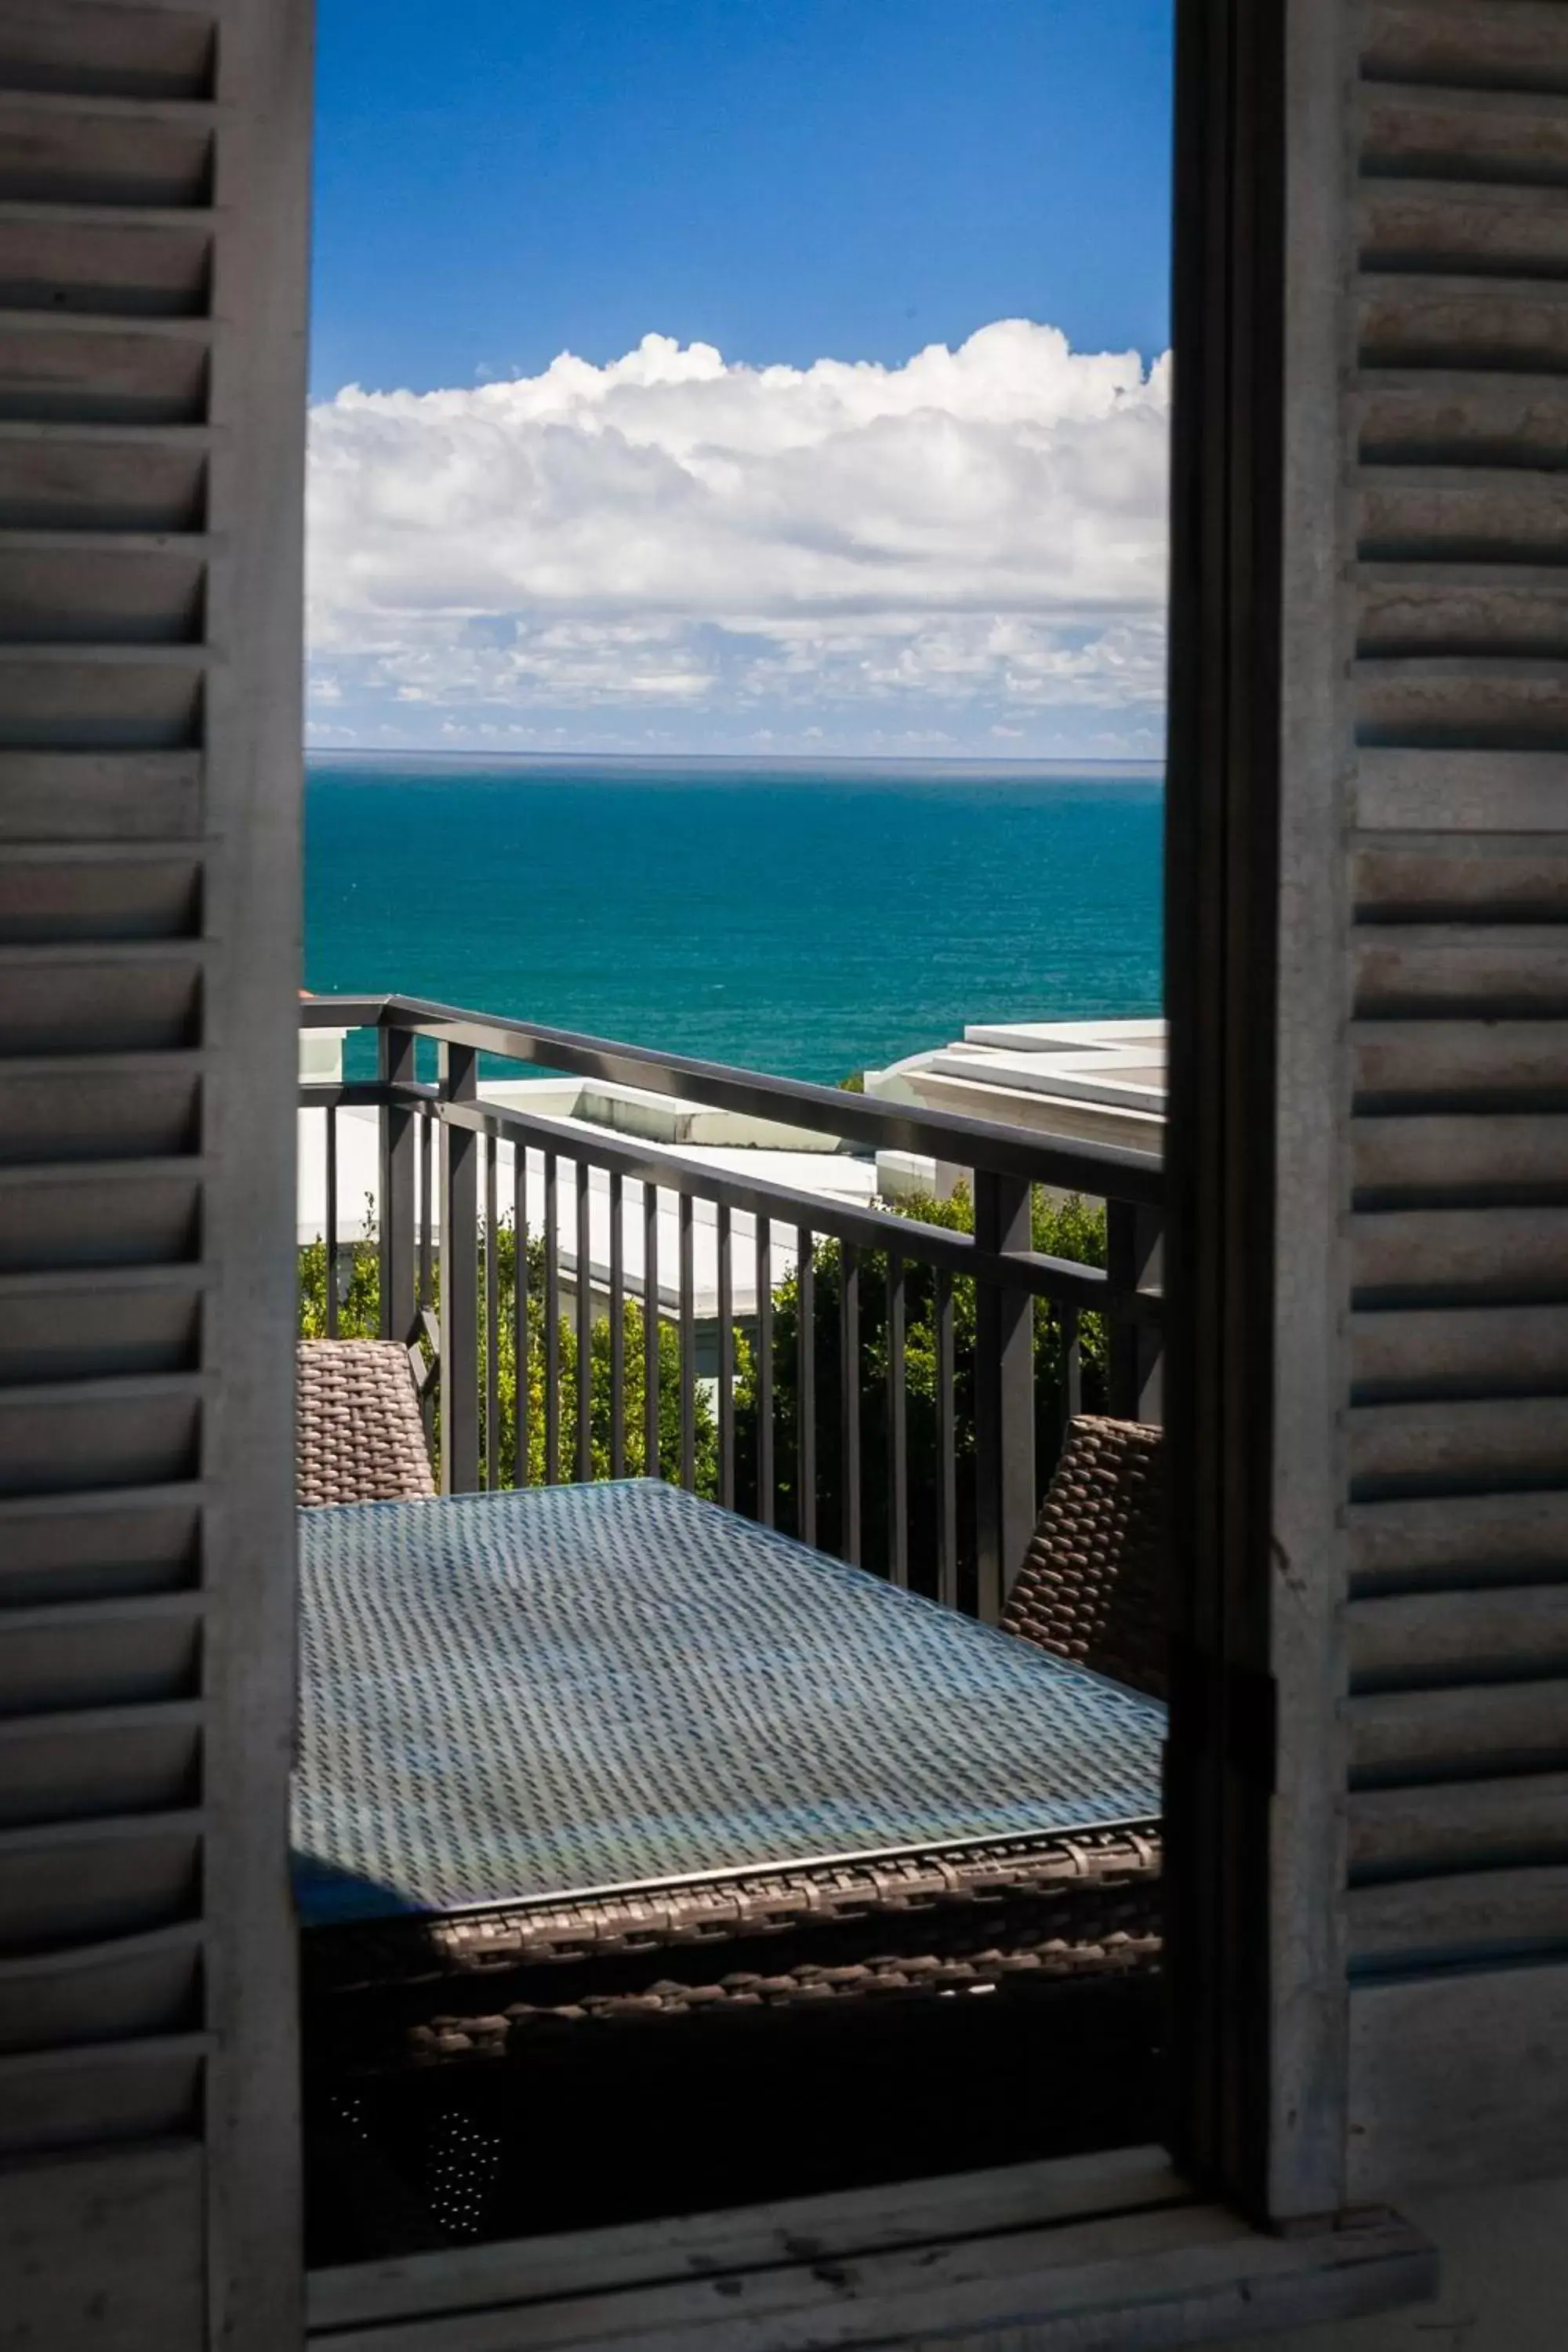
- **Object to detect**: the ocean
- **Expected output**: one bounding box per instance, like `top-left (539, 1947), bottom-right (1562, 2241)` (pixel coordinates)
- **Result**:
top-left (304, 757), bottom-right (1164, 1085)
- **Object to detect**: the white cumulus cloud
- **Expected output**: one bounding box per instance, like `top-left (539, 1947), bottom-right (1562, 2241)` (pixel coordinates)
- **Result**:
top-left (306, 321), bottom-right (1171, 756)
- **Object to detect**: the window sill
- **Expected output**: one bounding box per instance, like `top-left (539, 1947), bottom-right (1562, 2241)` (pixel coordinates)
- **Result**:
top-left (306, 2143), bottom-right (1433, 2351)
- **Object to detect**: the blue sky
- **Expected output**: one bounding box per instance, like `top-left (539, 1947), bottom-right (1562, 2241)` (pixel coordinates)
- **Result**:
top-left (308, 2), bottom-right (1174, 757)
top-left (313, 0), bottom-right (1172, 397)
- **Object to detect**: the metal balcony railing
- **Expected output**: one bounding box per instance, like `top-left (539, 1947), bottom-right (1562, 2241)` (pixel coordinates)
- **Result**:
top-left (299, 994), bottom-right (1163, 1622)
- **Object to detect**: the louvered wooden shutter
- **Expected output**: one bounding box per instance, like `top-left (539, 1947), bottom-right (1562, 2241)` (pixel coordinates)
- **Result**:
top-left (0, 5), bottom-right (309, 2347)
top-left (1341, 0), bottom-right (1568, 2198)
top-left (1167, 0), bottom-right (1568, 2221)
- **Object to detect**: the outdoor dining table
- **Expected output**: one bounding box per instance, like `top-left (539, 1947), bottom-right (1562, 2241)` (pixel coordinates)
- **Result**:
top-left (292, 1479), bottom-right (1164, 1927)
top-left (295, 1479), bottom-right (1167, 2252)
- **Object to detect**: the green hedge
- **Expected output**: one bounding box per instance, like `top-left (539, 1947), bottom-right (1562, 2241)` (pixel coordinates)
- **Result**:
top-left (300, 1212), bottom-right (718, 1492)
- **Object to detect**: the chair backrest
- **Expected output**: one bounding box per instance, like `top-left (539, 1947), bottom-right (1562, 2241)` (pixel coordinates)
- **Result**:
top-left (1001, 1415), bottom-right (1167, 1699)
top-left (297, 1340), bottom-right (435, 1507)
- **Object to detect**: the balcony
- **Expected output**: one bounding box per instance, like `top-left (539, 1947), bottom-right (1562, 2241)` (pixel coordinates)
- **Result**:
top-left (297, 993), bottom-right (1164, 1618)
top-left (294, 996), bottom-right (1169, 2250)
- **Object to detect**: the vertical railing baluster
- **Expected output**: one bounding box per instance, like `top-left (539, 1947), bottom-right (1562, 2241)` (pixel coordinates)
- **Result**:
top-left (1106, 1198), bottom-right (1164, 1424)
top-left (797, 1229), bottom-right (816, 1546)
top-left (935, 1267), bottom-right (956, 1611)
top-left (484, 1134), bottom-right (499, 1489)
top-left (378, 1024), bottom-right (417, 1347)
top-left (1061, 1301), bottom-right (1083, 1439)
top-left (678, 1191), bottom-right (695, 1490)
top-left (418, 1109), bottom-right (433, 1318)
top-left (575, 1158), bottom-right (593, 1482)
top-left (755, 1217), bottom-right (774, 1526)
top-left (972, 1172), bottom-right (1034, 1623)
top-left (717, 1203), bottom-right (735, 1510)
top-left (544, 1150), bottom-right (560, 1485)
top-left (840, 1242), bottom-right (861, 1566)
top-left (609, 1171), bottom-right (625, 1479)
top-left (323, 1102), bottom-right (339, 1338)
top-left (437, 1042), bottom-right (480, 1494)
top-left (887, 1251), bottom-right (907, 1588)
top-left (644, 1181), bottom-right (660, 1479)
top-left (514, 1148), bottom-right (529, 1487)
top-left (418, 1105), bottom-right (435, 1450)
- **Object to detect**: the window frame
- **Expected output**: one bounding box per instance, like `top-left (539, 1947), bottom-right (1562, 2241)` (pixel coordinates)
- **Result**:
top-left (295, 0), bottom-right (1413, 2338)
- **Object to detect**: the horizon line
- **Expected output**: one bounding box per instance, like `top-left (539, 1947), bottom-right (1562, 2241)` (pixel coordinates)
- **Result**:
top-left (304, 746), bottom-right (1166, 774)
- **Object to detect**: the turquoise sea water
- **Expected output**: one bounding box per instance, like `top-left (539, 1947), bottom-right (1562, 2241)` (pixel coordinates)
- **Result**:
top-left (304, 758), bottom-right (1163, 1085)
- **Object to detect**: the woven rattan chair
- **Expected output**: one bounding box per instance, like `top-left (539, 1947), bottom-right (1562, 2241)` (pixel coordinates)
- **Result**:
top-left (1003, 1414), bottom-right (1167, 1700)
top-left (297, 1340), bottom-right (434, 1508)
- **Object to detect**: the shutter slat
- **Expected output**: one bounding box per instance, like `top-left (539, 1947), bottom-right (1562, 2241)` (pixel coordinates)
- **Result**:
top-left (1352, 1112), bottom-right (1568, 1191)
top-left (1349, 1486), bottom-right (1568, 1588)
top-left (1352, 1014), bottom-right (1568, 1098)
top-left (1357, 369), bottom-right (1568, 467)
top-left (0, 97), bottom-right (212, 206)
top-left (0, 1699), bottom-right (202, 1828)
top-left (1348, 1393), bottom-right (1568, 1494)
top-left (0, 1592), bottom-right (201, 1713)
top-left (1352, 930), bottom-right (1568, 1015)
top-left (0, 847), bottom-right (201, 939)
top-left (1348, 1584), bottom-right (1568, 1684)
top-left (0, 541), bottom-right (206, 642)
top-left (0, 1809), bottom-right (202, 1952)
top-left (0, 1162), bottom-right (204, 1275)
top-left (0, 1918), bottom-right (201, 2053)
top-left (1360, 177), bottom-right (1568, 276)
top-left (1358, 563), bottom-right (1568, 662)
top-left (0, 1267), bottom-right (203, 1383)
top-left (1358, 466), bottom-right (1568, 556)
top-left (0, 430), bottom-right (207, 532)
top-left (1352, 1203), bottom-right (1568, 1296)
top-left (1355, 654), bottom-right (1568, 750)
top-left (1349, 1773), bottom-right (1568, 1878)
top-left (0, 205), bottom-right (212, 315)
top-left (0, 1371), bottom-right (203, 1497)
top-left (1348, 1863), bottom-right (1568, 1966)
top-left (1348, 1679), bottom-right (1568, 1781)
top-left (0, 750), bottom-right (201, 838)
top-left (0, 946), bottom-right (201, 1051)
top-left (0, 1058), bottom-right (200, 1162)
top-left (0, 1483), bottom-right (201, 1609)
top-left (0, 313), bottom-right (207, 423)
top-left (1360, 273), bottom-right (1568, 369)
top-left (1352, 1300), bottom-right (1568, 1396)
top-left (1354, 829), bottom-right (1568, 912)
top-left (1364, 3), bottom-right (1568, 99)
top-left (1359, 82), bottom-right (1568, 183)
top-left (1355, 748), bottom-right (1568, 829)
top-left (0, 2034), bottom-right (205, 2158)
top-left (0, 7), bottom-right (216, 104)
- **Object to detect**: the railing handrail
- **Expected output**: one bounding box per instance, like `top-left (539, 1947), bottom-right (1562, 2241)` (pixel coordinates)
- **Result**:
top-left (299, 1075), bottom-right (1161, 1322)
top-left (299, 992), bottom-right (1164, 1207)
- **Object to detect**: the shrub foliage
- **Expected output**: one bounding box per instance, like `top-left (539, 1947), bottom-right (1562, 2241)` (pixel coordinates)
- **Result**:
top-left (299, 1184), bottom-right (1107, 1582)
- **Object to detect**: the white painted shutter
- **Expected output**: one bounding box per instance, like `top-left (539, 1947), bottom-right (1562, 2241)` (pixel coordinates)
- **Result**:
top-left (0, 5), bottom-right (309, 2347)
top-left (1337, 0), bottom-right (1568, 2198)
